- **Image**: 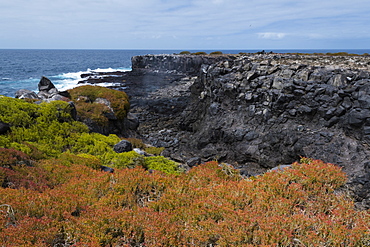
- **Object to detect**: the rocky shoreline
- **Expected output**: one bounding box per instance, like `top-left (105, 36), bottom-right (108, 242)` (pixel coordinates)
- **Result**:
top-left (77, 53), bottom-right (370, 209)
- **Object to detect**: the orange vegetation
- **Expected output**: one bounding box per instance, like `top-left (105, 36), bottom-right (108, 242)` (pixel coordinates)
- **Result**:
top-left (1, 158), bottom-right (369, 246)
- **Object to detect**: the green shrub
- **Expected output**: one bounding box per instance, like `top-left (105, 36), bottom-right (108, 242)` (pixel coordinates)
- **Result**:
top-left (210, 51), bottom-right (223, 55)
top-left (71, 132), bottom-right (120, 157)
top-left (192, 52), bottom-right (208, 55)
top-left (144, 156), bottom-right (180, 174)
top-left (144, 146), bottom-right (165, 156)
top-left (56, 153), bottom-right (102, 170)
top-left (179, 51), bottom-right (191, 55)
top-left (0, 96), bottom-right (88, 157)
top-left (106, 151), bottom-right (144, 169)
top-left (0, 96), bottom-right (39, 127)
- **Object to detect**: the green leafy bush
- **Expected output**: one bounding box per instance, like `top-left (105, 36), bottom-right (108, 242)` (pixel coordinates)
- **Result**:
top-left (58, 153), bottom-right (102, 170)
top-left (71, 132), bottom-right (120, 157)
top-left (144, 146), bottom-right (165, 156)
top-left (107, 151), bottom-right (144, 169)
top-left (0, 96), bottom-right (89, 157)
top-left (144, 156), bottom-right (180, 174)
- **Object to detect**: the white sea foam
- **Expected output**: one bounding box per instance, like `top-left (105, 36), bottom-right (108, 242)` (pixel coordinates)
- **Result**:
top-left (52, 67), bottom-right (130, 92)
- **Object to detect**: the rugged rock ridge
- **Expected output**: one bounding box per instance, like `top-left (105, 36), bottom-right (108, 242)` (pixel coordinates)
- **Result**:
top-left (131, 54), bottom-right (236, 75)
top-left (130, 54), bottom-right (370, 209)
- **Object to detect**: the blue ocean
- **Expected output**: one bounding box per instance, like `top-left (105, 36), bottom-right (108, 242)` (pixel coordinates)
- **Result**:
top-left (1, 49), bottom-right (369, 98)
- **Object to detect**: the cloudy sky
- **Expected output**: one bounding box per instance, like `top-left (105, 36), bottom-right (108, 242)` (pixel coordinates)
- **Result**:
top-left (1, 0), bottom-right (369, 50)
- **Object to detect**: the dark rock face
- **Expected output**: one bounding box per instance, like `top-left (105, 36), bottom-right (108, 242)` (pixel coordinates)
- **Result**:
top-left (125, 53), bottom-right (370, 209)
top-left (113, 140), bottom-right (133, 153)
top-left (174, 54), bottom-right (370, 209)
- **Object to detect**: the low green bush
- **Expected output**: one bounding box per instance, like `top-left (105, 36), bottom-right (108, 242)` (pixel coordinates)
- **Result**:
top-left (71, 132), bottom-right (120, 157)
top-left (68, 85), bottom-right (130, 123)
top-left (106, 151), bottom-right (144, 169)
top-left (144, 156), bottom-right (180, 174)
top-left (144, 146), bottom-right (165, 156)
top-left (192, 52), bottom-right (208, 55)
top-left (210, 51), bottom-right (223, 55)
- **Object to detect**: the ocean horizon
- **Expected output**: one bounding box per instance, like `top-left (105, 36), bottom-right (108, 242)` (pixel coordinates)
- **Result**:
top-left (1, 49), bottom-right (369, 98)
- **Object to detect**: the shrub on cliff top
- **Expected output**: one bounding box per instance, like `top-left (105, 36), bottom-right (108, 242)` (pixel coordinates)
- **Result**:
top-left (210, 51), bottom-right (223, 55)
top-left (68, 85), bottom-right (130, 125)
top-left (192, 51), bottom-right (208, 55)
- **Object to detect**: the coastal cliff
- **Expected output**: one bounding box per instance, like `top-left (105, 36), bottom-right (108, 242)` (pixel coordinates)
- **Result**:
top-left (4, 53), bottom-right (370, 245)
top-left (124, 53), bottom-right (370, 209)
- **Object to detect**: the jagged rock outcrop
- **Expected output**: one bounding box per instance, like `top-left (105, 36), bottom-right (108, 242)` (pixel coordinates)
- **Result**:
top-left (15, 76), bottom-right (71, 102)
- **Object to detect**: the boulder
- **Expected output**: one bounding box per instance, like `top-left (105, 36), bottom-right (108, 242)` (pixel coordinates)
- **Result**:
top-left (0, 121), bottom-right (10, 134)
top-left (15, 89), bottom-right (39, 99)
top-left (38, 76), bottom-right (56, 92)
top-left (100, 165), bottom-right (115, 173)
top-left (113, 140), bottom-right (133, 153)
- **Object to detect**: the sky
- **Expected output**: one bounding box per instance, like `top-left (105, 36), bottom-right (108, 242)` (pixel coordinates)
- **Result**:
top-left (0, 0), bottom-right (369, 50)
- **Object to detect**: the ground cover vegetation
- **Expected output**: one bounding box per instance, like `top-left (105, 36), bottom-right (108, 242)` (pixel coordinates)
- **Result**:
top-left (0, 94), bottom-right (370, 246)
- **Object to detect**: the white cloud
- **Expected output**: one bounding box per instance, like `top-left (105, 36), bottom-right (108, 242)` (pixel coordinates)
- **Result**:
top-left (258, 32), bottom-right (287, 40)
top-left (1, 0), bottom-right (370, 48)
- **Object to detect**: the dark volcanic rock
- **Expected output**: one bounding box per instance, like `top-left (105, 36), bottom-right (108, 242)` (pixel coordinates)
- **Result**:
top-left (113, 140), bottom-right (133, 153)
top-left (38, 76), bottom-right (56, 92)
